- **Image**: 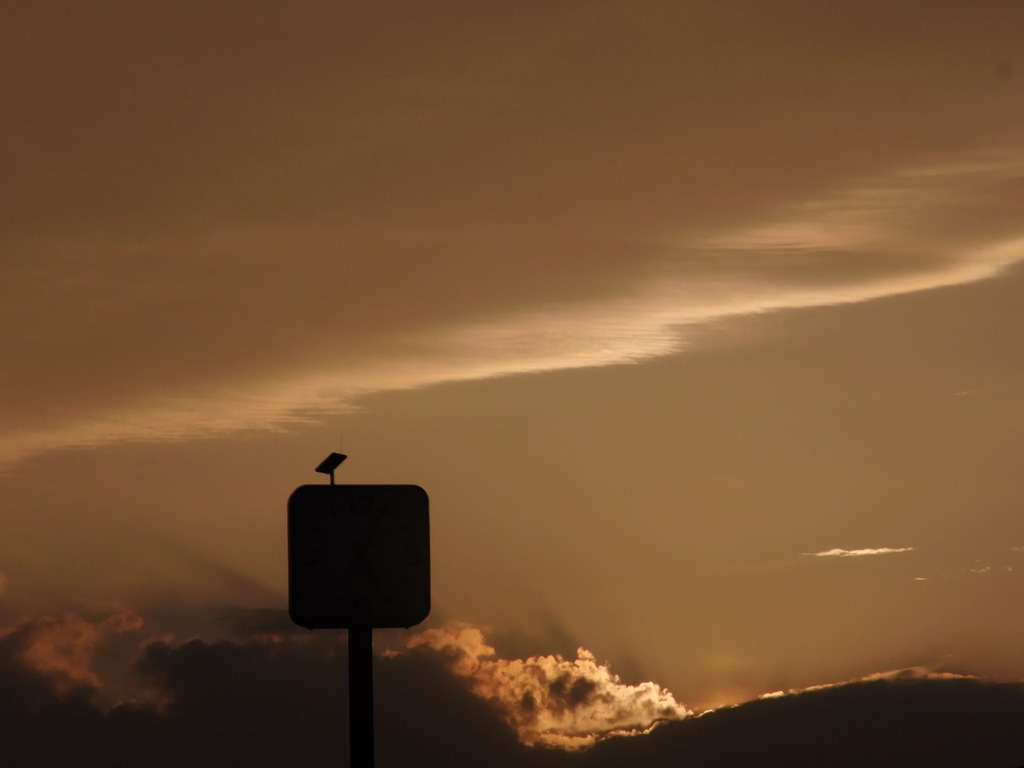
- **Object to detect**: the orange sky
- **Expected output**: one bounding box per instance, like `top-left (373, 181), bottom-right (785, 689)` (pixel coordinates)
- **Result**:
top-left (3, 0), bottom-right (1024, 736)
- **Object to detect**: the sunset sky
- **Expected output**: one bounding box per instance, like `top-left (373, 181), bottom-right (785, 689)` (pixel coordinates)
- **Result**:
top-left (3, 1), bottom-right (1024, 763)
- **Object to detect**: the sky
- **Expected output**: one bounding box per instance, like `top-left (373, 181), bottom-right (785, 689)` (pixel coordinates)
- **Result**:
top-left (3, 1), bottom-right (1024, 764)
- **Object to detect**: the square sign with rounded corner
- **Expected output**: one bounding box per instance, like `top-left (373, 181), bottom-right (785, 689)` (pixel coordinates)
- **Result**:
top-left (288, 484), bottom-right (429, 629)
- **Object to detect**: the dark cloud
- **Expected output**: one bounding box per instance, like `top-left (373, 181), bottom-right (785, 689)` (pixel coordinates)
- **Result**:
top-left (1, 612), bottom-right (1023, 767)
top-left (585, 676), bottom-right (1024, 768)
top-left (0, 614), bottom-right (529, 768)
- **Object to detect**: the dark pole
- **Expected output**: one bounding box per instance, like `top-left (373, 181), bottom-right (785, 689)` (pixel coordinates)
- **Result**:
top-left (348, 625), bottom-right (374, 767)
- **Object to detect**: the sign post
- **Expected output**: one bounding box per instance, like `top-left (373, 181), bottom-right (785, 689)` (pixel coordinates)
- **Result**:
top-left (288, 455), bottom-right (430, 767)
top-left (348, 625), bottom-right (374, 766)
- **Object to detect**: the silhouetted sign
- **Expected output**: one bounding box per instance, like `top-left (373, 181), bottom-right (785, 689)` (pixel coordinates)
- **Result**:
top-left (288, 484), bottom-right (430, 629)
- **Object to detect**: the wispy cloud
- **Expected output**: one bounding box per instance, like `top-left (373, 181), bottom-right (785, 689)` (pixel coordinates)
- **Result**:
top-left (803, 547), bottom-right (914, 558)
top-left (3, 154), bottom-right (1024, 467)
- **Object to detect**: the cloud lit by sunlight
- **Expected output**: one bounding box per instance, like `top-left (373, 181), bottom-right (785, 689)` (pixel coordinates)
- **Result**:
top-left (403, 621), bottom-right (691, 750)
top-left (757, 665), bottom-right (978, 701)
top-left (803, 547), bottom-right (915, 558)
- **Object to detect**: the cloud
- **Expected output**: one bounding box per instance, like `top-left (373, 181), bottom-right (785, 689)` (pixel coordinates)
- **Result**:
top-left (0, 609), bottom-right (1023, 767)
top-left (803, 547), bottom-right (914, 558)
top-left (404, 621), bottom-right (691, 750)
top-left (589, 674), bottom-right (1024, 768)
top-left (758, 665), bottom-right (978, 700)
top-left (2, 150), bottom-right (1024, 467)
top-left (0, 610), bottom-right (143, 695)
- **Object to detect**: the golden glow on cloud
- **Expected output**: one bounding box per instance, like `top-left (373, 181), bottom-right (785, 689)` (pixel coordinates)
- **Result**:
top-left (758, 666), bottom-right (978, 701)
top-left (404, 622), bottom-right (691, 750)
top-left (804, 547), bottom-right (915, 558)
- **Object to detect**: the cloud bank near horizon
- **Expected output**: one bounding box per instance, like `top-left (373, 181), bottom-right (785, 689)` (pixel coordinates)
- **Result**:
top-left (1, 608), bottom-right (1023, 767)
